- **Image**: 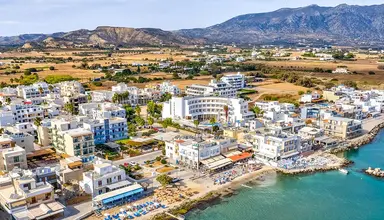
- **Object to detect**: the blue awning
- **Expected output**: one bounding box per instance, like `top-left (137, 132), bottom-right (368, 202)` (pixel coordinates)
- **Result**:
top-left (102, 188), bottom-right (143, 204)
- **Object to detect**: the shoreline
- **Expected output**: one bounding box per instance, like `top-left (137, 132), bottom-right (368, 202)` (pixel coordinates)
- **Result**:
top-left (150, 166), bottom-right (276, 220)
top-left (150, 120), bottom-right (384, 219)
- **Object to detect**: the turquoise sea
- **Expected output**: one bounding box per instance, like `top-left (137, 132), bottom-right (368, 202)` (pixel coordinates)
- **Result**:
top-left (187, 130), bottom-right (384, 220)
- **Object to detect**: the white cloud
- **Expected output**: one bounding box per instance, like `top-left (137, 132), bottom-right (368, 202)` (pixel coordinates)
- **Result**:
top-left (0, 20), bottom-right (20, 24)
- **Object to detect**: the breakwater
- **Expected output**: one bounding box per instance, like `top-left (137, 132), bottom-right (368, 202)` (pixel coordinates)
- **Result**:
top-left (365, 167), bottom-right (384, 178)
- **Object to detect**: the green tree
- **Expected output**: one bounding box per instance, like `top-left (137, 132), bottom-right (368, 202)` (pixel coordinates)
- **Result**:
top-left (49, 66), bottom-right (55, 71)
top-left (147, 117), bottom-right (154, 128)
top-left (161, 118), bottom-right (173, 132)
top-left (34, 117), bottom-right (43, 145)
top-left (5, 97), bottom-right (11, 105)
top-left (135, 105), bottom-right (141, 116)
top-left (64, 102), bottom-right (75, 115)
top-left (135, 116), bottom-right (145, 127)
top-left (156, 174), bottom-right (173, 186)
top-left (298, 91), bottom-right (304, 95)
top-left (252, 106), bottom-right (264, 117)
top-left (193, 120), bottom-right (200, 131)
top-left (48, 85), bottom-right (54, 93)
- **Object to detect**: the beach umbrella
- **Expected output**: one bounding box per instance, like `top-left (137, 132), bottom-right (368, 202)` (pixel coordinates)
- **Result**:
top-left (120, 208), bottom-right (125, 212)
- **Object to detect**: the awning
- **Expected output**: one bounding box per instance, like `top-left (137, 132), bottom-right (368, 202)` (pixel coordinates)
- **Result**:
top-left (67, 161), bottom-right (83, 169)
top-left (200, 155), bottom-right (225, 165)
top-left (223, 150), bottom-right (242, 158)
top-left (27, 148), bottom-right (55, 159)
top-left (228, 152), bottom-right (252, 162)
top-left (93, 184), bottom-right (143, 204)
top-left (205, 158), bottom-right (233, 170)
top-left (106, 180), bottom-right (131, 190)
top-left (281, 151), bottom-right (300, 159)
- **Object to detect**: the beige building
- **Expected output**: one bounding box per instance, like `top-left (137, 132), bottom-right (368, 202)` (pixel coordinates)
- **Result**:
top-left (0, 170), bottom-right (65, 220)
top-left (322, 117), bottom-right (362, 139)
top-left (322, 90), bottom-right (343, 102)
top-left (56, 156), bottom-right (84, 187)
top-left (50, 119), bottom-right (95, 162)
top-left (0, 136), bottom-right (28, 172)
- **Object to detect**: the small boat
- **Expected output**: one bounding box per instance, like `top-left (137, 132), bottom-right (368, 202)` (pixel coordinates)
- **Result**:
top-left (339, 169), bottom-right (349, 174)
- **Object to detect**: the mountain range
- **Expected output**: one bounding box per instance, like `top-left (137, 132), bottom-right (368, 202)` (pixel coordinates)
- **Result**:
top-left (1, 4), bottom-right (384, 47)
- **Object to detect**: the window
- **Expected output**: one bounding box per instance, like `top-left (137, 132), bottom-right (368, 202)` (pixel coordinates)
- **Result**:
top-left (118, 175), bottom-right (121, 181)
top-left (107, 178), bottom-right (112, 184)
top-left (13, 156), bottom-right (20, 163)
top-left (99, 189), bottom-right (103, 195)
top-left (98, 180), bottom-right (102, 187)
top-left (45, 193), bottom-right (51, 200)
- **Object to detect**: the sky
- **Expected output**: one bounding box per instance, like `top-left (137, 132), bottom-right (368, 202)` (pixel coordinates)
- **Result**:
top-left (1, 0), bottom-right (383, 36)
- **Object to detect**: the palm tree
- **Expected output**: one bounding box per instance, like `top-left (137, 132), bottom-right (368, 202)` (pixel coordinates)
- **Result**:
top-left (193, 120), bottom-right (200, 135)
top-left (135, 105), bottom-right (141, 117)
top-left (48, 85), bottom-right (54, 93)
top-left (148, 117), bottom-right (154, 128)
top-left (112, 93), bottom-right (119, 104)
top-left (161, 118), bottom-right (172, 133)
top-left (38, 86), bottom-right (44, 95)
top-left (34, 117), bottom-right (42, 145)
top-left (5, 97), bottom-right (11, 105)
top-left (209, 117), bottom-right (216, 134)
top-left (223, 105), bottom-right (229, 123)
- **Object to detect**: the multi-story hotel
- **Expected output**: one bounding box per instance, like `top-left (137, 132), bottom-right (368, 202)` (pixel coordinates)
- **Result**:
top-left (0, 103), bottom-right (44, 125)
top-left (220, 72), bottom-right (246, 90)
top-left (162, 96), bottom-right (254, 125)
top-left (16, 82), bottom-right (51, 99)
top-left (50, 119), bottom-right (95, 162)
top-left (83, 117), bottom-right (128, 145)
top-left (81, 159), bottom-right (128, 196)
top-left (321, 116), bottom-right (362, 139)
top-left (186, 80), bottom-right (237, 97)
top-left (253, 130), bottom-right (301, 162)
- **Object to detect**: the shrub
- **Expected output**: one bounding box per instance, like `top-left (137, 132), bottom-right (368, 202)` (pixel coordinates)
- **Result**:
top-left (161, 159), bottom-right (167, 164)
top-left (49, 66), bottom-right (55, 70)
top-left (92, 81), bottom-right (103, 86)
top-left (368, 71), bottom-right (376, 75)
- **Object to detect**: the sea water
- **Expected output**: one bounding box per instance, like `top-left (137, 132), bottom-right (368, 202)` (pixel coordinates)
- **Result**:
top-left (187, 131), bottom-right (384, 220)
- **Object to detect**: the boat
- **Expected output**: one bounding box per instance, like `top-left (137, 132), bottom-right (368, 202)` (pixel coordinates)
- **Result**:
top-left (339, 169), bottom-right (349, 174)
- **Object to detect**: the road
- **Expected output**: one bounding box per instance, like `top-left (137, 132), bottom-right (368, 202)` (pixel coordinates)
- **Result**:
top-left (112, 150), bottom-right (162, 166)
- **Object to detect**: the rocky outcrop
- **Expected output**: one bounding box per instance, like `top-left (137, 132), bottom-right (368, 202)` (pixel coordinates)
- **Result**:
top-left (365, 167), bottom-right (384, 178)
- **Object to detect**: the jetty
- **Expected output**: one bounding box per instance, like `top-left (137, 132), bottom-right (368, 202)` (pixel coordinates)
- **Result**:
top-left (365, 167), bottom-right (384, 178)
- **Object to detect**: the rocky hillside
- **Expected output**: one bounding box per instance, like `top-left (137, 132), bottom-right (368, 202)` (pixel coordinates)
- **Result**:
top-left (177, 4), bottom-right (384, 45)
top-left (2, 4), bottom-right (384, 47)
top-left (0, 27), bottom-right (203, 47)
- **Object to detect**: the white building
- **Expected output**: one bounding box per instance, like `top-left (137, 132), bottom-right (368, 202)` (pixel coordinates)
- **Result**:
top-left (300, 92), bottom-right (321, 103)
top-left (162, 96), bottom-right (254, 125)
top-left (158, 81), bottom-right (181, 95)
top-left (1, 103), bottom-right (44, 125)
top-left (79, 102), bottom-right (126, 119)
top-left (253, 130), bottom-right (301, 162)
top-left (56, 81), bottom-right (85, 96)
top-left (221, 72), bottom-right (246, 90)
top-left (16, 82), bottom-right (51, 99)
top-left (186, 80), bottom-right (237, 98)
top-left (165, 135), bottom-right (237, 170)
top-left (81, 159), bottom-right (128, 196)
top-left (332, 68), bottom-right (349, 74)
